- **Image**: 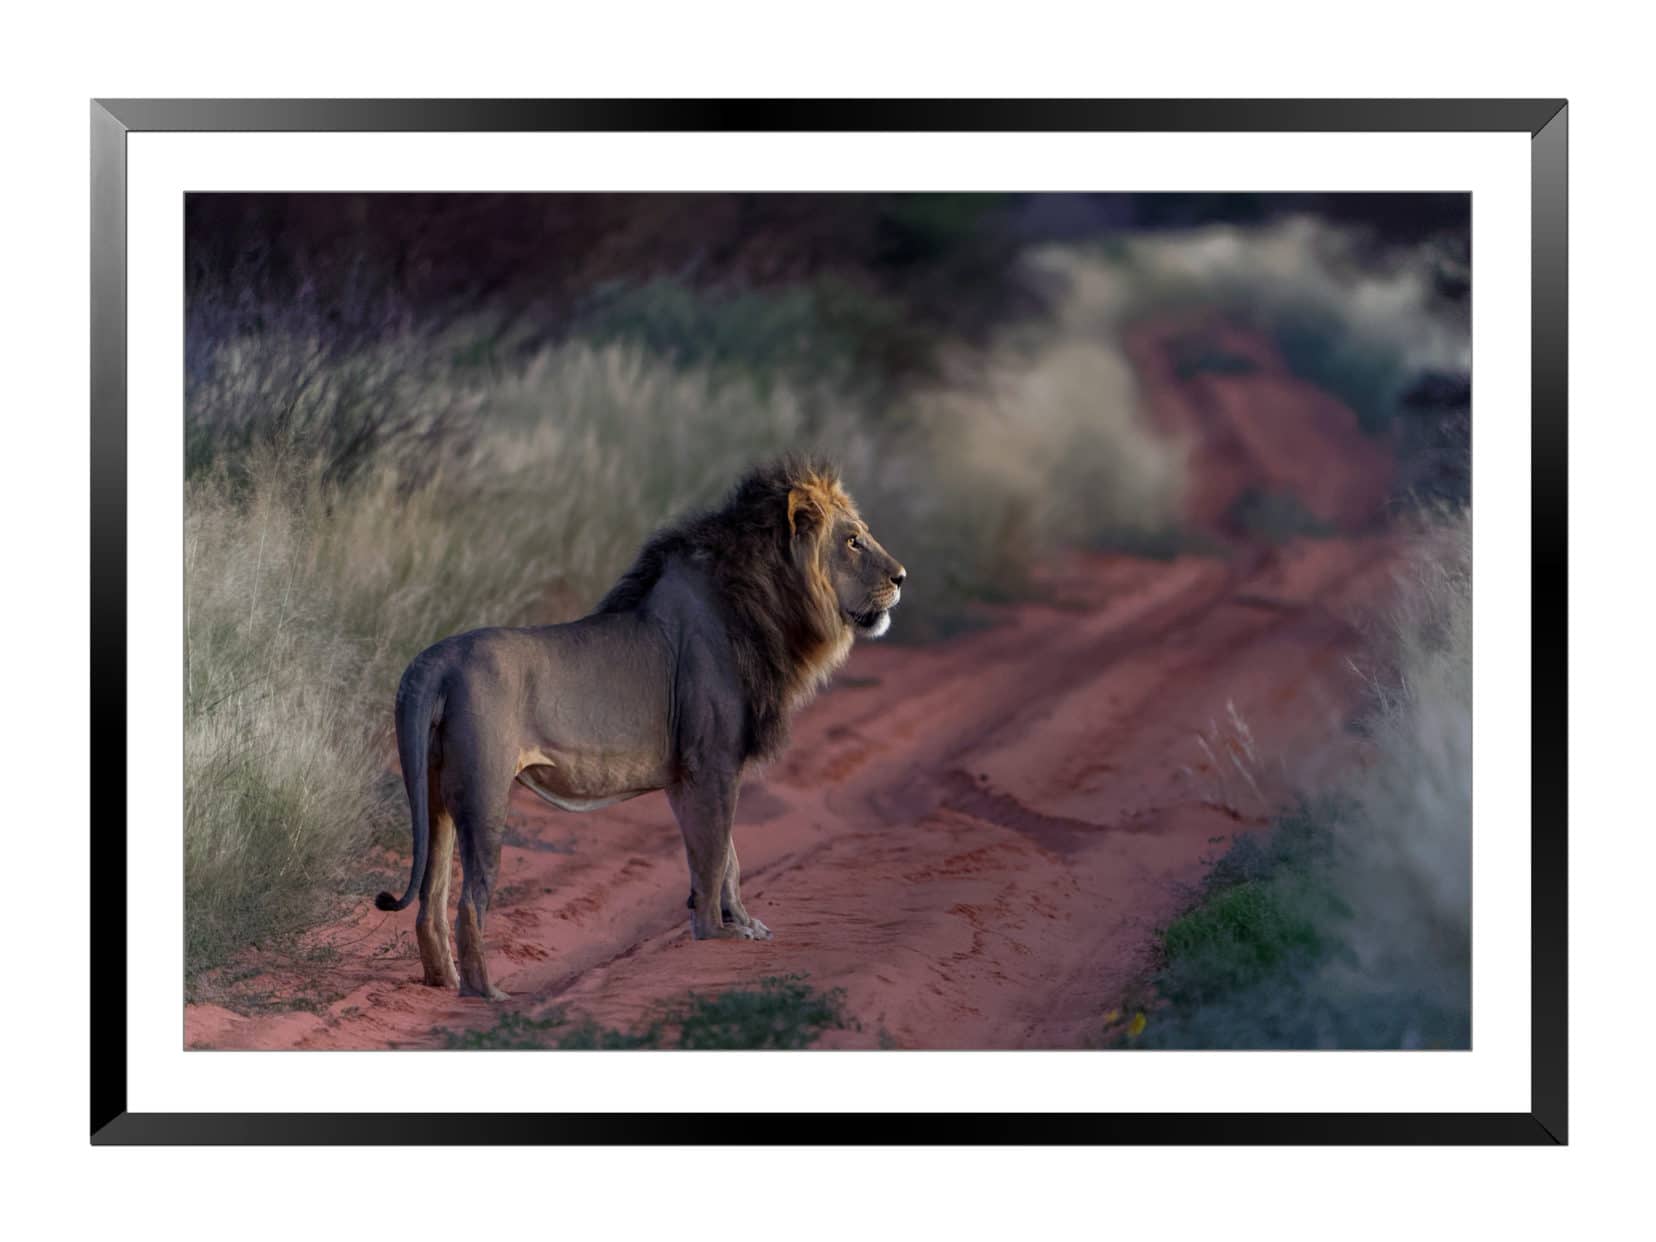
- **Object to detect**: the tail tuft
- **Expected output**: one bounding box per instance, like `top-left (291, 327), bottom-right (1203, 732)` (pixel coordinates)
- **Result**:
top-left (375, 890), bottom-right (403, 912)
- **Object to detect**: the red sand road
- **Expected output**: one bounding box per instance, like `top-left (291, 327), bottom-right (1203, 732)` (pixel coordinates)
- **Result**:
top-left (184, 321), bottom-right (1405, 1051)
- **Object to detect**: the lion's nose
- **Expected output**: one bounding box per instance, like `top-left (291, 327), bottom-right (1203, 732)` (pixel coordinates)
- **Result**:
top-left (890, 568), bottom-right (907, 587)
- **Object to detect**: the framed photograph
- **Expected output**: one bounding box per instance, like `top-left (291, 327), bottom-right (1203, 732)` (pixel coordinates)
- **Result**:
top-left (91, 98), bottom-right (1566, 1144)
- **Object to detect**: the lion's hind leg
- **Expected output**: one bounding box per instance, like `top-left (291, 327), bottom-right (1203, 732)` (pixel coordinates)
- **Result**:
top-left (451, 785), bottom-right (512, 1001)
top-left (414, 766), bottom-right (460, 990)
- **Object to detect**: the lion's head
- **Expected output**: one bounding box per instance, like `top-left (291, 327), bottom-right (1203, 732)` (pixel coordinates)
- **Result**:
top-left (597, 457), bottom-right (906, 760)
top-left (783, 466), bottom-right (906, 640)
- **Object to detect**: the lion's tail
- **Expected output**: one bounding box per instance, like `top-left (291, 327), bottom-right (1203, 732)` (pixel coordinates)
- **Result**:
top-left (375, 656), bottom-right (446, 913)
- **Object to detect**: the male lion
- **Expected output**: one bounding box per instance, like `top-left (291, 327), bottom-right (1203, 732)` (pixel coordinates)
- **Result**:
top-left (375, 458), bottom-right (906, 999)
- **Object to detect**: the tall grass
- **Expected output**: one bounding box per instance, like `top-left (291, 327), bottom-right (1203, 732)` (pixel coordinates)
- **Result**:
top-left (184, 342), bottom-right (815, 978)
top-left (185, 293), bottom-right (486, 488)
top-left (1129, 509), bottom-right (1472, 1048)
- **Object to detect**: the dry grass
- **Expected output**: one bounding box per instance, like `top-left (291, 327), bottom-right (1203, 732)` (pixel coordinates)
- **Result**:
top-left (1186, 701), bottom-right (1269, 820)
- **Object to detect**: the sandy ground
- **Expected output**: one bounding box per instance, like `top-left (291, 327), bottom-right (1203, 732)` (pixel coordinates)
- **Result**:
top-left (185, 320), bottom-right (1403, 1051)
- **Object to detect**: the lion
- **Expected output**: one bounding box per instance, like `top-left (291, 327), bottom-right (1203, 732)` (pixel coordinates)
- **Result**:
top-left (374, 458), bottom-right (906, 999)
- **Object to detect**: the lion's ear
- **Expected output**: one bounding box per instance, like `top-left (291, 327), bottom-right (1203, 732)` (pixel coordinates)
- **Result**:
top-left (787, 487), bottom-right (825, 539)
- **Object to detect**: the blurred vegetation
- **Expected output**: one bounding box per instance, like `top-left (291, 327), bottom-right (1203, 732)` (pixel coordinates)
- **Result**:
top-left (573, 274), bottom-right (933, 398)
top-left (1222, 487), bottom-right (1335, 541)
top-left (1024, 217), bottom-right (1471, 505)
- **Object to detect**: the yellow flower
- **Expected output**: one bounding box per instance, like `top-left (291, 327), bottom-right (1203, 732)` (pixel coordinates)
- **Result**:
top-left (1127, 1011), bottom-right (1147, 1038)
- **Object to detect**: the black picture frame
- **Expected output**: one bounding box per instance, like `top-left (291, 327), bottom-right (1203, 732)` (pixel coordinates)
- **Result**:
top-left (90, 98), bottom-right (1568, 1145)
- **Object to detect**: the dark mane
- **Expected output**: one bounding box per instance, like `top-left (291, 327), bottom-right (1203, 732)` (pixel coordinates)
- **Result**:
top-left (595, 456), bottom-right (850, 761)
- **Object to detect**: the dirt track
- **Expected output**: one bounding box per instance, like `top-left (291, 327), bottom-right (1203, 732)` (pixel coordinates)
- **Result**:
top-left (185, 321), bottom-right (1403, 1051)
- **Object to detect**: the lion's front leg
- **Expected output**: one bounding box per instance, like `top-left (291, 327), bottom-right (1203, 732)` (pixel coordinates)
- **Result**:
top-left (668, 777), bottom-right (760, 941)
top-left (720, 843), bottom-right (772, 940)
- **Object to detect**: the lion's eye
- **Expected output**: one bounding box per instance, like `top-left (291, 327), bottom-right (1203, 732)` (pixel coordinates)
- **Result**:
top-left (847, 536), bottom-right (862, 551)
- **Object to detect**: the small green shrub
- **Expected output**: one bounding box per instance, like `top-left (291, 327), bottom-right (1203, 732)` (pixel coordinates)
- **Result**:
top-left (1159, 878), bottom-right (1337, 1001)
top-left (439, 1011), bottom-right (574, 1050)
top-left (673, 974), bottom-right (855, 1049)
top-left (435, 975), bottom-right (853, 1050)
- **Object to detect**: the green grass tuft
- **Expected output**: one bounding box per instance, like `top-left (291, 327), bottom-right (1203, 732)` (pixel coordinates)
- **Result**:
top-left (673, 974), bottom-right (856, 1049)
